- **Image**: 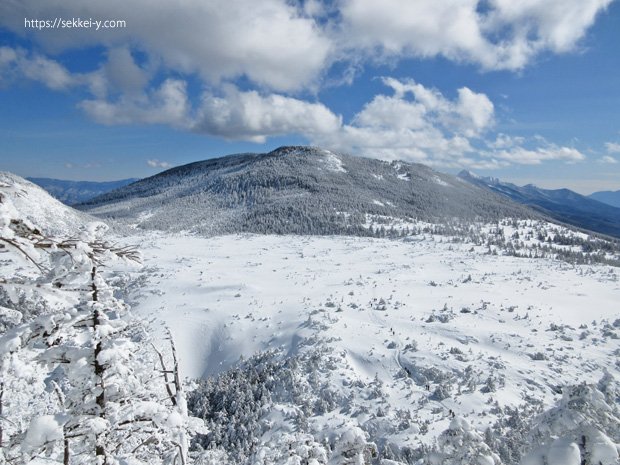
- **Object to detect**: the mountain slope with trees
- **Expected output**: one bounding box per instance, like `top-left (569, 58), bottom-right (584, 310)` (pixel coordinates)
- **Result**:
top-left (79, 146), bottom-right (537, 236)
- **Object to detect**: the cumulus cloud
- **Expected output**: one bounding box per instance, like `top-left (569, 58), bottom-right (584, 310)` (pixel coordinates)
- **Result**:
top-left (0, 43), bottom-right (588, 170)
top-left (0, 46), bottom-right (75, 90)
top-left (193, 86), bottom-right (342, 143)
top-left (599, 155), bottom-right (618, 164)
top-left (0, 0), bottom-right (331, 92)
top-left (605, 142), bottom-right (620, 153)
top-left (1, 0), bottom-right (611, 92)
top-left (338, 0), bottom-right (495, 65)
top-left (312, 78), bottom-right (494, 167)
top-left (371, 78), bottom-right (495, 137)
top-left (78, 78), bottom-right (343, 144)
top-left (103, 47), bottom-right (150, 96)
top-left (80, 79), bottom-right (190, 127)
top-left (486, 0), bottom-right (611, 54)
top-left (337, 0), bottom-right (613, 70)
top-left (147, 159), bottom-right (171, 168)
top-left (488, 133), bottom-right (525, 149)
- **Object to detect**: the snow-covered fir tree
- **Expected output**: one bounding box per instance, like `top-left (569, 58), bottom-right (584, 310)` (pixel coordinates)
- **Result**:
top-left (0, 191), bottom-right (206, 464)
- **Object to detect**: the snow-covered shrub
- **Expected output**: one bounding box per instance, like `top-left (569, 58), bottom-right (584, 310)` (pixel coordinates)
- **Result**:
top-left (426, 417), bottom-right (502, 465)
top-left (330, 426), bottom-right (377, 465)
top-left (521, 379), bottom-right (620, 465)
top-left (189, 346), bottom-right (345, 464)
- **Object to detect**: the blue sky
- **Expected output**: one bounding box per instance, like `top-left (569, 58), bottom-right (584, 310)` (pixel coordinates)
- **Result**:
top-left (1, 0), bottom-right (619, 194)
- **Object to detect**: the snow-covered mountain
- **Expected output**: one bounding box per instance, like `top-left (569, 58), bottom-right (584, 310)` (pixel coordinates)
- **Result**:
top-left (2, 164), bottom-right (619, 465)
top-left (0, 171), bottom-right (97, 236)
top-left (27, 177), bottom-right (139, 205)
top-left (458, 170), bottom-right (620, 238)
top-left (79, 146), bottom-right (536, 235)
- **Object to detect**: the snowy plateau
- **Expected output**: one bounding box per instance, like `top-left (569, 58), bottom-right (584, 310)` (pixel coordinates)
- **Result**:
top-left (1, 149), bottom-right (620, 465)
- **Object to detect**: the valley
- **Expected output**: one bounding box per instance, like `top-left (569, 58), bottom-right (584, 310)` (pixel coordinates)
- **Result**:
top-left (125, 230), bottom-right (620, 464)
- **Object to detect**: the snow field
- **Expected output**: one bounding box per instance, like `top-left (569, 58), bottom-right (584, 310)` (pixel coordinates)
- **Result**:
top-left (128, 232), bottom-right (620, 458)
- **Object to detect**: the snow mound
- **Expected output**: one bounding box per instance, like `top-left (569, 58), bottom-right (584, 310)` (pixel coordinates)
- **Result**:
top-left (522, 382), bottom-right (620, 465)
top-left (22, 415), bottom-right (67, 454)
top-left (0, 171), bottom-right (94, 236)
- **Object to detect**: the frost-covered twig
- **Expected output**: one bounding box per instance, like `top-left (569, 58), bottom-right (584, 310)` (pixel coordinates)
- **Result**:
top-left (151, 342), bottom-right (178, 407)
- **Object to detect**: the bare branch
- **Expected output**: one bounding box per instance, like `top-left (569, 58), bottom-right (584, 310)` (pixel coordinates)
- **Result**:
top-left (0, 237), bottom-right (47, 272)
top-left (150, 343), bottom-right (177, 407)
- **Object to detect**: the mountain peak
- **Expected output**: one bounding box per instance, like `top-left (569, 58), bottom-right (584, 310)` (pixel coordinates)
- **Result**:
top-left (267, 145), bottom-right (326, 157)
top-left (457, 169), bottom-right (479, 180)
top-left (79, 147), bottom-right (532, 236)
top-left (457, 170), bottom-right (501, 186)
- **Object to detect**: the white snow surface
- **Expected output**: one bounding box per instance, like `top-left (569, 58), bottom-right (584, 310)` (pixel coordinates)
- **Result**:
top-left (22, 415), bottom-right (67, 453)
top-left (127, 232), bottom-right (620, 450)
top-left (319, 150), bottom-right (347, 173)
top-left (0, 171), bottom-right (95, 236)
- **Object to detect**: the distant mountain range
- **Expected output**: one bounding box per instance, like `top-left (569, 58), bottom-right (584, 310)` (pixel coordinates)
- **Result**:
top-left (27, 177), bottom-right (139, 205)
top-left (589, 190), bottom-right (620, 208)
top-left (458, 170), bottom-right (620, 238)
top-left (78, 146), bottom-right (535, 236)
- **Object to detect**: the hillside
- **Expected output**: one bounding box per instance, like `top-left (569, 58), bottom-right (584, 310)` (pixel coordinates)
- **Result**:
top-left (27, 177), bottom-right (139, 205)
top-left (0, 171), bottom-right (97, 236)
top-left (458, 170), bottom-right (620, 238)
top-left (79, 146), bottom-right (536, 236)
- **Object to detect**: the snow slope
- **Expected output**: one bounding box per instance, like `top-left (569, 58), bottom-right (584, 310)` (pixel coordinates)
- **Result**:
top-left (0, 171), bottom-right (96, 236)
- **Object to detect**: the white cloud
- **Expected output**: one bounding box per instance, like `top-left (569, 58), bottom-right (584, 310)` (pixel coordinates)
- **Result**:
top-left (315, 124), bottom-right (477, 166)
top-left (489, 145), bottom-right (586, 165)
top-left (64, 161), bottom-right (101, 169)
top-left (0, 0), bottom-right (331, 92)
top-left (338, 0), bottom-right (612, 70)
top-left (338, 0), bottom-right (495, 65)
top-left (147, 159), bottom-right (171, 168)
top-left (599, 155), bottom-right (618, 164)
top-left (373, 77), bottom-right (495, 137)
top-left (78, 80), bottom-right (343, 144)
top-left (605, 142), bottom-right (620, 153)
top-left (0, 35), bottom-right (597, 172)
top-left (80, 79), bottom-right (190, 127)
top-left (312, 78), bottom-right (494, 167)
top-left (454, 87), bottom-right (495, 136)
top-left (0, 46), bottom-right (75, 90)
top-left (103, 47), bottom-right (150, 95)
top-left (193, 85), bottom-right (342, 143)
top-left (1, 0), bottom-right (611, 94)
top-left (488, 133), bottom-right (525, 149)
top-left (487, 0), bottom-right (612, 54)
